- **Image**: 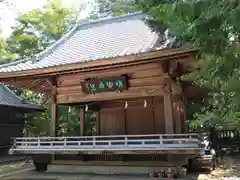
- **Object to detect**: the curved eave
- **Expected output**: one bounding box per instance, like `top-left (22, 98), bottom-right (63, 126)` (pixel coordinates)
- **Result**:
top-left (0, 48), bottom-right (198, 79)
top-left (0, 104), bottom-right (45, 112)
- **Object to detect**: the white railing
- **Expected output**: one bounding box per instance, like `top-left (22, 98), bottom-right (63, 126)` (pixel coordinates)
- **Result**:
top-left (10, 134), bottom-right (203, 155)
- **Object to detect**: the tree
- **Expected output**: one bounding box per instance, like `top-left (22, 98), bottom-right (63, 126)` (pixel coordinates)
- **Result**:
top-left (0, 38), bottom-right (17, 63)
top-left (138, 0), bottom-right (240, 130)
top-left (89, 0), bottom-right (140, 18)
top-left (2, 0), bottom-right (81, 136)
top-left (6, 0), bottom-right (76, 58)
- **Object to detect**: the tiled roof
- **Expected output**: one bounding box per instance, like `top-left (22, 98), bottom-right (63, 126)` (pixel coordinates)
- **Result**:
top-left (0, 12), bottom-right (176, 73)
top-left (0, 84), bottom-right (43, 110)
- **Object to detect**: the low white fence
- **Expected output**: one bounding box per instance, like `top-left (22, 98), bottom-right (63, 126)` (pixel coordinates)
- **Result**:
top-left (10, 134), bottom-right (202, 154)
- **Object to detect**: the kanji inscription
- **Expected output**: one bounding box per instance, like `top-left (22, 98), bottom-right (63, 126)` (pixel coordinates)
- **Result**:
top-left (81, 76), bottom-right (129, 94)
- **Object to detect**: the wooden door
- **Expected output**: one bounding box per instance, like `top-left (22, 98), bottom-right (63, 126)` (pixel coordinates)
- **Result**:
top-left (99, 109), bottom-right (125, 135)
top-left (153, 97), bottom-right (165, 134)
top-left (153, 104), bottom-right (165, 134)
top-left (126, 107), bottom-right (154, 135)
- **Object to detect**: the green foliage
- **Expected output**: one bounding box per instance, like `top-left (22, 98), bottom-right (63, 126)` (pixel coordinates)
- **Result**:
top-left (0, 38), bottom-right (17, 62)
top-left (6, 0), bottom-right (76, 58)
top-left (141, 0), bottom-right (240, 129)
top-left (57, 106), bottom-right (80, 136)
top-left (90, 0), bottom-right (140, 18)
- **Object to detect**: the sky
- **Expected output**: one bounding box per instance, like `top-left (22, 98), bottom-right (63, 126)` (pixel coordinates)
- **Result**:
top-left (0, 0), bottom-right (91, 37)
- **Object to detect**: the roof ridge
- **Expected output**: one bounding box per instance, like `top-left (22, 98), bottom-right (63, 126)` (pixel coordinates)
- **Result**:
top-left (0, 12), bottom-right (146, 69)
top-left (1, 84), bottom-right (23, 102)
top-left (77, 12), bottom-right (145, 29)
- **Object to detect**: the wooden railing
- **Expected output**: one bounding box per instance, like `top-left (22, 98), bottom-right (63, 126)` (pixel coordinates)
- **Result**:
top-left (210, 129), bottom-right (240, 150)
top-left (10, 134), bottom-right (203, 155)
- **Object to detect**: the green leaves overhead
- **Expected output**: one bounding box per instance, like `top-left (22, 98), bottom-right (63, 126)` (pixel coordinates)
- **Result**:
top-left (90, 0), bottom-right (141, 18)
top-left (6, 0), bottom-right (76, 59)
top-left (142, 0), bottom-right (240, 129)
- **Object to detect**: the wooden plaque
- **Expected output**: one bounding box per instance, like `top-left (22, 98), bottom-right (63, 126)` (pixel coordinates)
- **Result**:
top-left (81, 75), bottom-right (129, 94)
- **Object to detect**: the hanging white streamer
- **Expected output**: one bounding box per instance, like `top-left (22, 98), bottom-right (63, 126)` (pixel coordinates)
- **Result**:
top-left (144, 100), bottom-right (147, 108)
top-left (85, 105), bottom-right (88, 112)
top-left (124, 102), bottom-right (128, 109)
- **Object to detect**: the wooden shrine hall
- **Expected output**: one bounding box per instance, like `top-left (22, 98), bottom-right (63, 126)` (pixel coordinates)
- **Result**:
top-left (0, 12), bottom-right (203, 171)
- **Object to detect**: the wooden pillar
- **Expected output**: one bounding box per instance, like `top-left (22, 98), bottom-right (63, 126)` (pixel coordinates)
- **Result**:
top-left (47, 77), bottom-right (57, 162)
top-left (50, 103), bottom-right (57, 136)
top-left (47, 77), bottom-right (57, 137)
top-left (50, 86), bottom-right (57, 137)
top-left (79, 108), bottom-right (85, 136)
top-left (183, 104), bottom-right (188, 133)
top-left (182, 95), bottom-right (188, 133)
top-left (164, 92), bottom-right (174, 134)
top-left (95, 110), bottom-right (100, 135)
top-left (172, 95), bottom-right (183, 134)
top-left (175, 103), bottom-right (182, 134)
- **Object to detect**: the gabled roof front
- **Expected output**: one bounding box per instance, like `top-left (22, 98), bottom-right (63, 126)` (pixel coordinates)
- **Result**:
top-left (0, 84), bottom-right (43, 111)
top-left (0, 12), bottom-right (182, 74)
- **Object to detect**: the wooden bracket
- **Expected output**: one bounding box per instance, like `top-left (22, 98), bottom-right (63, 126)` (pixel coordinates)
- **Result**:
top-left (46, 76), bottom-right (57, 87)
top-left (45, 76), bottom-right (57, 103)
top-left (161, 60), bottom-right (169, 73)
top-left (163, 84), bottom-right (172, 94)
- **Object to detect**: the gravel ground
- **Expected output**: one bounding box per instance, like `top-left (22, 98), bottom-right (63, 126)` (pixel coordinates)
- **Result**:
top-left (0, 161), bottom-right (32, 177)
top-left (2, 156), bottom-right (240, 180)
top-left (0, 166), bottom-right (199, 180)
top-left (196, 156), bottom-right (240, 180)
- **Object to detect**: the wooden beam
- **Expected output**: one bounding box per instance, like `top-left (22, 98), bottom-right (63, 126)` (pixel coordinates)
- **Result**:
top-left (79, 107), bottom-right (85, 136)
top-left (0, 48), bottom-right (197, 78)
top-left (57, 62), bottom-right (166, 85)
top-left (57, 76), bottom-right (170, 94)
top-left (57, 85), bottom-right (164, 104)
